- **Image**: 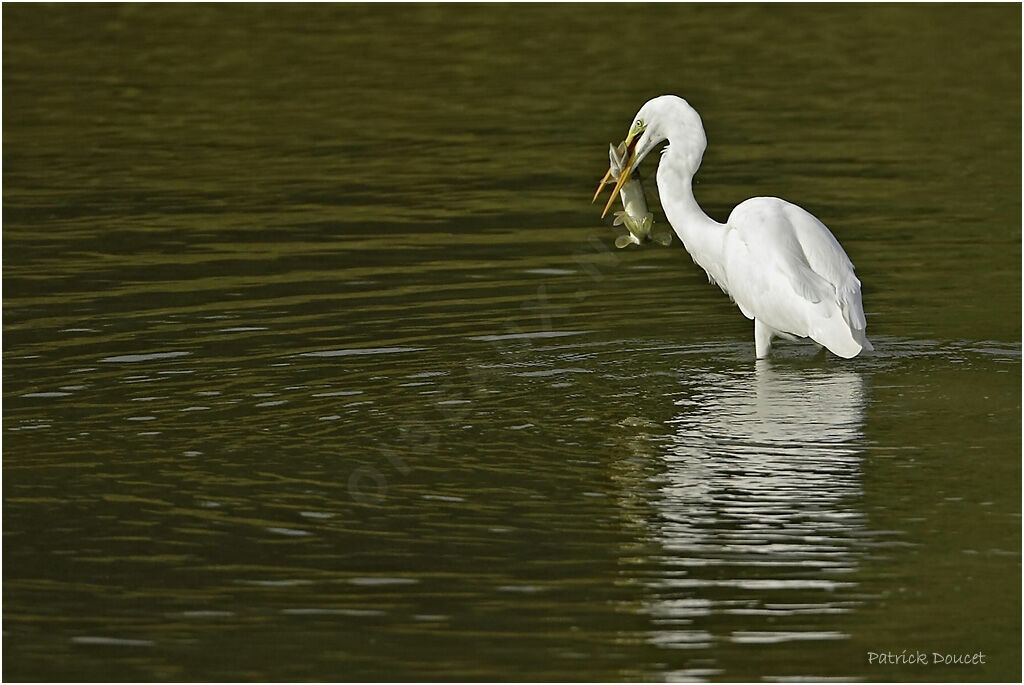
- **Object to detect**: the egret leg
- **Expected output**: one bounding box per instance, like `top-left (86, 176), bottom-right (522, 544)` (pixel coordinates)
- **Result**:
top-left (754, 319), bottom-right (773, 359)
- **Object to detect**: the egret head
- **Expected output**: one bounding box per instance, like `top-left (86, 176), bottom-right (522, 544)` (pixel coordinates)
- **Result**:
top-left (630, 95), bottom-right (706, 172)
top-left (597, 95), bottom-right (707, 218)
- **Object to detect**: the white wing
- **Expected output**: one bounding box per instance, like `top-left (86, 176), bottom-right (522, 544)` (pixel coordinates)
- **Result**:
top-left (723, 197), bottom-right (871, 356)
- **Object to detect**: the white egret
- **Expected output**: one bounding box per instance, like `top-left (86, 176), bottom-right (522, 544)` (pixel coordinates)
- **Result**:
top-left (595, 95), bottom-right (872, 359)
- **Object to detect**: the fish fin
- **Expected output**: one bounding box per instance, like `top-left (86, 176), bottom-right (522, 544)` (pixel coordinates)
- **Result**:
top-left (614, 234), bottom-right (634, 249)
top-left (612, 211), bottom-right (625, 227)
top-left (652, 222), bottom-right (672, 246)
top-left (608, 144), bottom-right (623, 174)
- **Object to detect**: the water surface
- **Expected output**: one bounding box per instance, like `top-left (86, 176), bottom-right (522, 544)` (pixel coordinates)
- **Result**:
top-left (3, 4), bottom-right (1020, 682)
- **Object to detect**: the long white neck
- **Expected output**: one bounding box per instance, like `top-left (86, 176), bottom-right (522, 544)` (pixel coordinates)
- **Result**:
top-left (656, 147), bottom-right (729, 289)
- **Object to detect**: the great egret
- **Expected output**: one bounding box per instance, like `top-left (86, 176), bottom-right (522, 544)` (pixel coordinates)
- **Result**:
top-left (595, 95), bottom-right (872, 359)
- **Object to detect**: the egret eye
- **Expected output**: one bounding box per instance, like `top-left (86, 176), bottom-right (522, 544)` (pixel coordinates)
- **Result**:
top-left (626, 119), bottom-right (646, 144)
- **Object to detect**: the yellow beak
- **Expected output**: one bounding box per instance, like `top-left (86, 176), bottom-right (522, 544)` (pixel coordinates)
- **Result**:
top-left (599, 146), bottom-right (637, 219)
top-left (592, 126), bottom-right (643, 218)
top-left (591, 168), bottom-right (613, 204)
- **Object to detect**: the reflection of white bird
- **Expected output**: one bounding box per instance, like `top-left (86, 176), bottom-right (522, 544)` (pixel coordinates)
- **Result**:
top-left (639, 363), bottom-right (868, 652)
top-left (595, 95), bottom-right (873, 359)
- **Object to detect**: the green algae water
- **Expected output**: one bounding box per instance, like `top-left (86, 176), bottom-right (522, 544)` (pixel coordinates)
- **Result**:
top-left (3, 4), bottom-right (1020, 681)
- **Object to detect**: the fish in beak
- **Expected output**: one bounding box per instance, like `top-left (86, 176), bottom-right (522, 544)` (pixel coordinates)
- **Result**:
top-left (592, 120), bottom-right (646, 218)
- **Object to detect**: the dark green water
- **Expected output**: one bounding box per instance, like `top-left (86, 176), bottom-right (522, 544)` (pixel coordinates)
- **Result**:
top-left (3, 4), bottom-right (1020, 682)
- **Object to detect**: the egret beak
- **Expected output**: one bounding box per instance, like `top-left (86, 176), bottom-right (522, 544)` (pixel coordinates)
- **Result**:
top-left (594, 120), bottom-right (646, 218)
top-left (591, 168), bottom-right (613, 204)
top-left (600, 144), bottom-right (638, 219)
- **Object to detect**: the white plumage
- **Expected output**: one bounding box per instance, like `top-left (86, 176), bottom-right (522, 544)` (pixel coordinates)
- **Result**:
top-left (612, 95), bottom-right (872, 359)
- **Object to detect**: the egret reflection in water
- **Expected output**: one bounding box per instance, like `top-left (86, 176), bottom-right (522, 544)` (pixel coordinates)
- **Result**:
top-left (618, 362), bottom-right (868, 658)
